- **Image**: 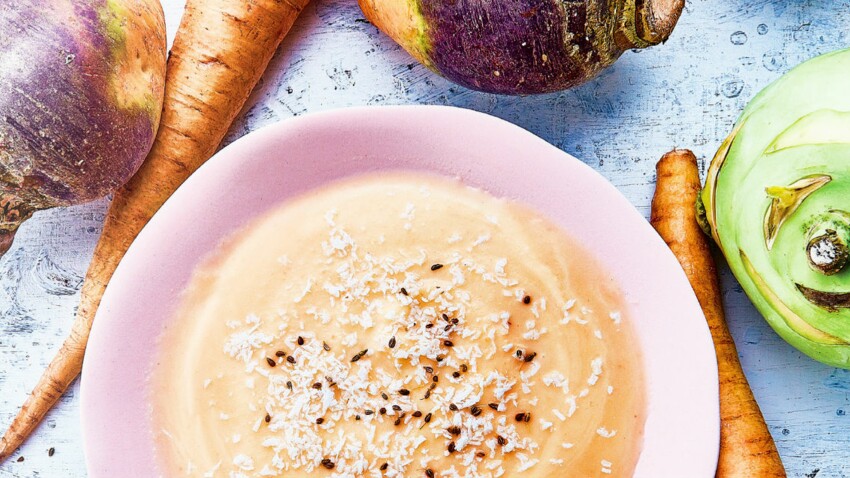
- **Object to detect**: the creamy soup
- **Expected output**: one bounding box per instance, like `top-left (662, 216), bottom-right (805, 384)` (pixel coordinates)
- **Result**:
top-left (152, 173), bottom-right (645, 477)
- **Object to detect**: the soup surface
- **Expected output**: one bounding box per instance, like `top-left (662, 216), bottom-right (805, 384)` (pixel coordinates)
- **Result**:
top-left (152, 173), bottom-right (646, 477)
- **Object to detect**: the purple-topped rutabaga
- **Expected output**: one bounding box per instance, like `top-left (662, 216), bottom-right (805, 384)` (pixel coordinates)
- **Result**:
top-left (359, 0), bottom-right (684, 95)
top-left (0, 0), bottom-right (166, 255)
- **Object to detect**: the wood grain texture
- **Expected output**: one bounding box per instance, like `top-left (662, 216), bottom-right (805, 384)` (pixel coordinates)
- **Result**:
top-left (1, 0), bottom-right (849, 476)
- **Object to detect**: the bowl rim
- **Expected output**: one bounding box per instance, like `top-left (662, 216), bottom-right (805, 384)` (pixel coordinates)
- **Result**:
top-left (81, 104), bottom-right (719, 477)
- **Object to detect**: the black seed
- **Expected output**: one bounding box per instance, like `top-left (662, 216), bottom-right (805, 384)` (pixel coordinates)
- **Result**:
top-left (355, 415), bottom-right (361, 420)
top-left (16, 457), bottom-right (23, 463)
top-left (382, 392), bottom-right (389, 400)
top-left (351, 349), bottom-right (368, 362)
top-left (425, 469), bottom-right (435, 478)
top-left (394, 416), bottom-right (402, 426)
top-left (452, 371), bottom-right (460, 378)
top-left (449, 403), bottom-right (458, 411)
top-left (286, 355), bottom-right (296, 364)
top-left (312, 382), bottom-right (322, 390)
top-left (424, 413), bottom-right (432, 423)
top-left (323, 341), bottom-right (331, 351)
top-left (275, 350), bottom-right (286, 357)
top-left (523, 352), bottom-right (537, 363)
top-left (488, 403), bottom-right (499, 411)
top-left (433, 375), bottom-right (439, 383)
top-left (286, 381), bottom-right (293, 390)
top-left (443, 340), bottom-right (454, 347)
top-left (497, 435), bottom-right (507, 446)
top-left (400, 287), bottom-right (409, 296)
top-left (444, 324), bottom-right (452, 331)
top-left (412, 411), bottom-right (422, 417)
top-left (452, 318), bottom-right (459, 324)
top-left (442, 313), bottom-right (449, 321)
top-left (388, 336), bottom-right (396, 348)
top-left (265, 413), bottom-right (271, 423)
top-left (515, 412), bottom-right (528, 422)
top-left (470, 405), bottom-right (482, 416)
top-left (424, 366), bottom-right (434, 374)
top-left (426, 323), bottom-right (434, 329)
top-left (48, 447), bottom-right (55, 457)
top-left (431, 264), bottom-right (443, 271)
top-left (436, 355), bottom-right (444, 362)
top-left (316, 417), bottom-right (324, 424)
top-left (381, 462), bottom-right (389, 471)
top-left (297, 336), bottom-right (304, 346)
top-left (392, 404), bottom-right (402, 411)
top-left (447, 426), bottom-right (461, 436)
top-left (525, 413), bottom-right (531, 422)
top-left (266, 357), bottom-right (276, 367)
top-left (380, 407), bottom-right (387, 415)
top-left (460, 364), bottom-right (468, 372)
top-left (476, 451), bottom-right (486, 458)
top-left (398, 388), bottom-right (410, 396)
top-left (447, 441), bottom-right (456, 453)
top-left (516, 349), bottom-right (523, 358)
top-left (321, 458), bottom-right (335, 469)
top-left (365, 410), bottom-right (374, 415)
top-left (522, 295), bottom-right (531, 304)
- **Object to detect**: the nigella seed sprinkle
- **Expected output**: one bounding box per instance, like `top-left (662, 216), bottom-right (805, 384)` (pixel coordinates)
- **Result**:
top-left (388, 336), bottom-right (396, 348)
top-left (442, 313), bottom-right (449, 321)
top-left (460, 364), bottom-right (468, 372)
top-left (426, 323), bottom-right (434, 329)
top-left (447, 441), bottom-right (456, 453)
top-left (436, 355), bottom-right (444, 362)
top-left (400, 287), bottom-right (409, 296)
top-left (398, 388), bottom-right (410, 396)
top-left (497, 435), bottom-right (507, 446)
top-left (394, 416), bottom-right (402, 426)
top-left (365, 410), bottom-right (374, 415)
top-left (522, 295), bottom-right (531, 304)
top-left (452, 371), bottom-right (460, 378)
top-left (424, 413), bottom-right (432, 423)
top-left (476, 451), bottom-right (486, 458)
top-left (275, 350), bottom-right (286, 357)
top-left (316, 417), bottom-right (324, 424)
top-left (452, 318), bottom-right (459, 324)
top-left (264, 413), bottom-right (271, 423)
top-left (312, 382), bottom-right (322, 390)
top-left (382, 392), bottom-right (389, 400)
top-left (430, 263), bottom-right (443, 271)
top-left (516, 349), bottom-right (523, 358)
top-left (380, 408), bottom-right (387, 415)
top-left (515, 412), bottom-right (527, 422)
top-left (425, 469), bottom-right (435, 478)
top-left (286, 355), bottom-right (296, 364)
top-left (443, 340), bottom-right (454, 347)
top-left (286, 381), bottom-right (293, 390)
top-left (433, 375), bottom-right (439, 383)
top-left (524, 352), bottom-right (537, 363)
top-left (449, 403), bottom-right (458, 411)
top-left (471, 405), bottom-right (482, 416)
top-left (392, 405), bottom-right (402, 411)
top-left (488, 403), bottom-right (499, 411)
top-left (444, 324), bottom-right (452, 331)
top-left (266, 357), bottom-right (276, 367)
top-left (16, 457), bottom-right (23, 463)
top-left (297, 336), bottom-right (304, 346)
top-left (48, 447), bottom-right (55, 457)
top-left (447, 426), bottom-right (461, 436)
top-left (323, 341), bottom-right (331, 351)
top-left (381, 463), bottom-right (389, 471)
top-left (413, 410), bottom-right (422, 417)
top-left (321, 458), bottom-right (335, 469)
top-left (351, 349), bottom-right (368, 362)
top-left (424, 366), bottom-right (434, 374)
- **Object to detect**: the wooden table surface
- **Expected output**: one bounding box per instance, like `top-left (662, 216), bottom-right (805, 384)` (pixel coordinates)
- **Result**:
top-left (1, 0), bottom-right (849, 476)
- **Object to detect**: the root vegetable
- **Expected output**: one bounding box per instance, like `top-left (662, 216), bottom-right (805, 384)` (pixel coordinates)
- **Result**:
top-left (651, 149), bottom-right (786, 477)
top-left (358, 0), bottom-right (684, 95)
top-left (0, 0), bottom-right (167, 256)
top-left (0, 0), bottom-right (310, 461)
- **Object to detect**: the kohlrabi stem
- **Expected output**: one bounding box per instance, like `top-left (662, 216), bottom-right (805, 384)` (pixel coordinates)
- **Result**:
top-left (807, 229), bottom-right (850, 275)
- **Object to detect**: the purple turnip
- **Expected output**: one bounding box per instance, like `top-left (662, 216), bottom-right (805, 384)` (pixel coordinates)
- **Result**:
top-left (359, 0), bottom-right (684, 95)
top-left (0, 0), bottom-right (166, 255)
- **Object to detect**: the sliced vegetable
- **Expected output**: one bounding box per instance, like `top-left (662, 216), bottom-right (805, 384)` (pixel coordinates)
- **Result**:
top-left (0, 0), bottom-right (310, 461)
top-left (0, 0), bottom-right (167, 255)
top-left (700, 48), bottom-right (850, 368)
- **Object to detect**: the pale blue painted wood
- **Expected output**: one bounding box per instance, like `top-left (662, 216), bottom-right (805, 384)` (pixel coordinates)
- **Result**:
top-left (1, 0), bottom-right (848, 476)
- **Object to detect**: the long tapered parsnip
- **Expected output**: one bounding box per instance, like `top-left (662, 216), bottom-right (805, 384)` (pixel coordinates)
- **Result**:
top-left (651, 149), bottom-right (786, 477)
top-left (0, 0), bottom-right (311, 461)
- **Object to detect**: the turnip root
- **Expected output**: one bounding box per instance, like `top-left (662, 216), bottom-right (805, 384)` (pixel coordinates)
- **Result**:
top-left (359, 0), bottom-right (684, 94)
top-left (0, 0), bottom-right (167, 255)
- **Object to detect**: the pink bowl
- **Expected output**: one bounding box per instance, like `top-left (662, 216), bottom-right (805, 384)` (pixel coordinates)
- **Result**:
top-left (81, 105), bottom-right (719, 476)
